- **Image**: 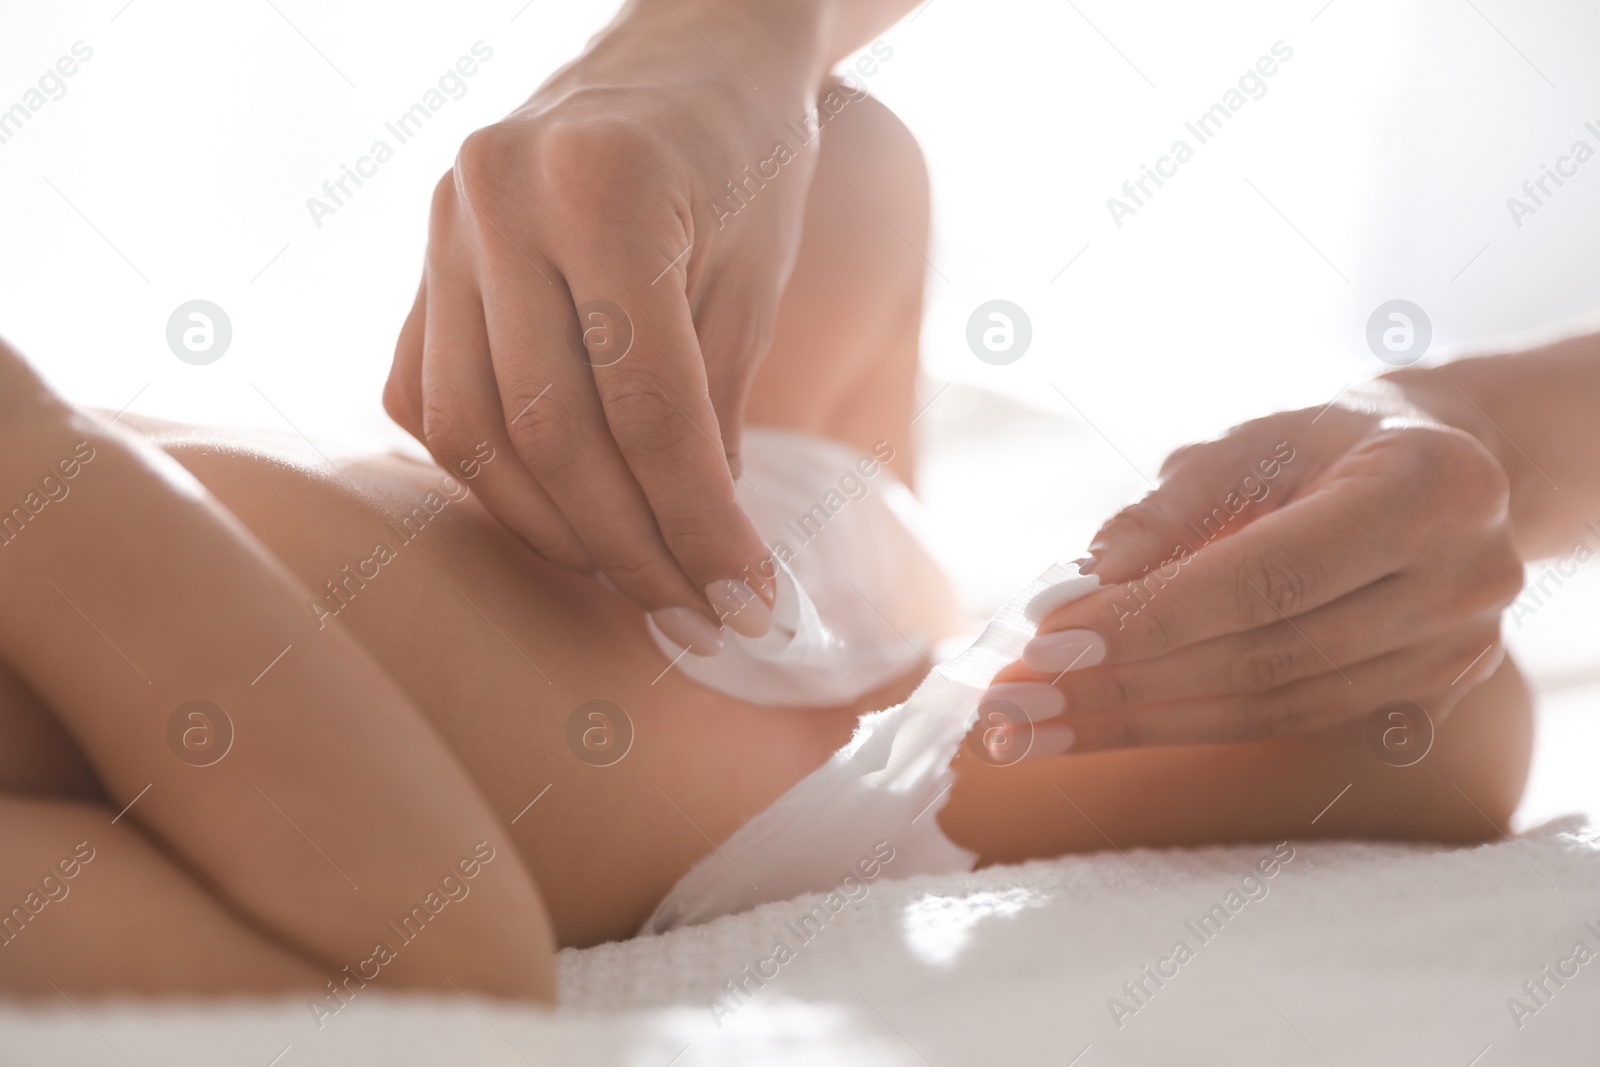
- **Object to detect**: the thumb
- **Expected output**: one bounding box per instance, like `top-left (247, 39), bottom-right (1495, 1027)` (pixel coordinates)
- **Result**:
top-left (1087, 435), bottom-right (1302, 584)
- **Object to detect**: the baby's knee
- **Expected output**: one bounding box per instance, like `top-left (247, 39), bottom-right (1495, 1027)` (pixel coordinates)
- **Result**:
top-left (813, 80), bottom-right (930, 237)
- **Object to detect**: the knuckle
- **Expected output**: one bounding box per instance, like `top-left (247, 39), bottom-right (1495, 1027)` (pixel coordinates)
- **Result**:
top-left (504, 397), bottom-right (583, 480)
top-left (420, 402), bottom-right (473, 462)
top-left (534, 118), bottom-right (663, 214)
top-left (597, 551), bottom-right (668, 598)
top-left (1230, 641), bottom-right (1302, 694)
top-left (1108, 498), bottom-right (1161, 534)
top-left (1127, 597), bottom-right (1179, 655)
top-left (603, 380), bottom-right (699, 458)
top-left (1102, 713), bottom-right (1143, 750)
top-left (1240, 543), bottom-right (1314, 619)
top-left (1243, 696), bottom-right (1311, 741)
top-left (1090, 668), bottom-right (1143, 709)
top-left (382, 370), bottom-right (420, 431)
top-left (1417, 427), bottom-right (1511, 517)
top-left (429, 169), bottom-right (459, 217)
top-left (454, 125), bottom-right (520, 205)
top-left (1480, 545), bottom-right (1526, 611)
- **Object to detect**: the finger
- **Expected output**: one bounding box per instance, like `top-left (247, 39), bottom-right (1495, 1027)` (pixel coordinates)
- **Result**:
top-left (1054, 624), bottom-right (1502, 753)
top-left (1089, 434), bottom-right (1304, 584)
top-left (385, 271), bottom-right (428, 440)
top-left (995, 570), bottom-right (1440, 709)
top-left (563, 252), bottom-right (777, 605)
top-left (1024, 460), bottom-right (1422, 671)
top-left (417, 257), bottom-right (593, 573)
top-left (468, 223), bottom-right (732, 638)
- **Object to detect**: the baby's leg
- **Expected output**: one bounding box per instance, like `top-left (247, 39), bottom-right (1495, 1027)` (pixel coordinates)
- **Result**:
top-left (0, 343), bottom-right (554, 998)
top-left (942, 656), bottom-right (1532, 864)
top-left (0, 796), bottom-right (322, 995)
top-left (744, 85), bottom-right (929, 486)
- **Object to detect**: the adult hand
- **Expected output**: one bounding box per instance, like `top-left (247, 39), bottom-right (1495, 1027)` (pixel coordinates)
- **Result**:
top-left (385, 1), bottom-right (832, 651)
top-left (986, 381), bottom-right (1524, 752)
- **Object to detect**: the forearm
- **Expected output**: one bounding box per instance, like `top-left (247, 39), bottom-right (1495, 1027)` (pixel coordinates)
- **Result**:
top-left (587, 0), bottom-right (917, 93)
top-left (1387, 328), bottom-right (1600, 560)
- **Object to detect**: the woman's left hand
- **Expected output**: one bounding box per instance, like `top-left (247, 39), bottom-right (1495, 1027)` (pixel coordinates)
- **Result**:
top-left (983, 381), bottom-right (1525, 754)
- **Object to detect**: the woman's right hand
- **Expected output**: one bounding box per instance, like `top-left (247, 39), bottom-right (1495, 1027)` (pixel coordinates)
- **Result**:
top-left (384, 1), bottom-right (833, 644)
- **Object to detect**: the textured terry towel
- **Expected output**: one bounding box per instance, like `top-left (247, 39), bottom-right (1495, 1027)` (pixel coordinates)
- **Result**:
top-left (13, 823), bottom-right (1599, 1066)
top-left (642, 561), bottom-right (1100, 933)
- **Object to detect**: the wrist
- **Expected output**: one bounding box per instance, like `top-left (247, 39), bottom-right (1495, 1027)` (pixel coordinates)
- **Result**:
top-left (1383, 360), bottom-right (1483, 436)
top-left (1381, 358), bottom-right (1520, 486)
top-left (591, 0), bottom-right (831, 95)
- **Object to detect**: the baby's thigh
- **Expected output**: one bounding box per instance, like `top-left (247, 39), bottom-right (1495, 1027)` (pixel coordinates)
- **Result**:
top-left (0, 658), bottom-right (100, 801)
top-left (0, 795), bottom-right (321, 997)
top-left (941, 657), bottom-right (1533, 864)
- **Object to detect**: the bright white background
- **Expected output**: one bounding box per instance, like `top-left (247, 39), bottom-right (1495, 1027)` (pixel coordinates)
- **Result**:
top-left (2, 0), bottom-right (1598, 821)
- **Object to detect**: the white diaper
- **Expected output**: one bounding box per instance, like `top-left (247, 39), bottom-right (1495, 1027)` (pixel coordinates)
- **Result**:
top-left (643, 560), bottom-right (1098, 934)
top-left (647, 427), bottom-right (964, 707)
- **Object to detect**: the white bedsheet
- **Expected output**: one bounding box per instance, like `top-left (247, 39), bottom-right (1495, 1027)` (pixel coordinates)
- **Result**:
top-left (7, 819), bottom-right (1599, 1065)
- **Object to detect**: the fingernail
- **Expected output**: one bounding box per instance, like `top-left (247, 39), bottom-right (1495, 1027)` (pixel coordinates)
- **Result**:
top-left (751, 559), bottom-right (779, 607)
top-left (1023, 719), bottom-right (1075, 760)
top-left (595, 573), bottom-right (622, 596)
top-left (1072, 555), bottom-right (1098, 576)
top-left (705, 578), bottom-right (771, 638)
top-left (651, 607), bottom-right (724, 656)
top-left (981, 682), bottom-right (1065, 721)
top-left (1022, 629), bottom-right (1106, 673)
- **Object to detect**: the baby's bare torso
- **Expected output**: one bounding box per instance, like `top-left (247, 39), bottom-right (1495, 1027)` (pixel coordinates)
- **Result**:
top-left (190, 429), bottom-right (915, 944)
top-left (7, 419), bottom-right (898, 946)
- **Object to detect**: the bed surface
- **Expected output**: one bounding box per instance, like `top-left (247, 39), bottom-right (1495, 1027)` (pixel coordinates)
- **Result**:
top-left (8, 816), bottom-right (1599, 1065)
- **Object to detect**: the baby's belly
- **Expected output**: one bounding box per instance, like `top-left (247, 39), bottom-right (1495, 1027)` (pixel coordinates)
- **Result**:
top-left (152, 430), bottom-right (885, 946)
